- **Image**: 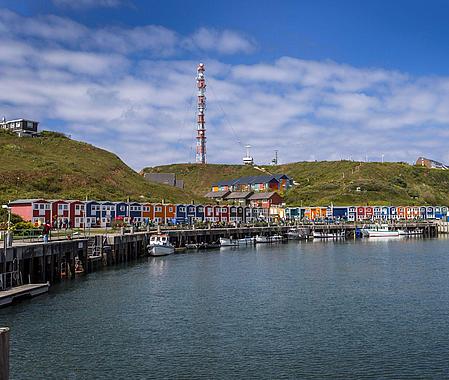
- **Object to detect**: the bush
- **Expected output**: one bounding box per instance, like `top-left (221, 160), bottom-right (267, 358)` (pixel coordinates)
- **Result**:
top-left (12, 221), bottom-right (38, 231)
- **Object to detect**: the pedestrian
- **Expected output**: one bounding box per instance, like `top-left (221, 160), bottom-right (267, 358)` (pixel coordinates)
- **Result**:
top-left (42, 221), bottom-right (51, 243)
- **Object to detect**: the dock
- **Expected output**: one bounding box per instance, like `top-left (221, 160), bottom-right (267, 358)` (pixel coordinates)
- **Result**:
top-left (0, 283), bottom-right (49, 307)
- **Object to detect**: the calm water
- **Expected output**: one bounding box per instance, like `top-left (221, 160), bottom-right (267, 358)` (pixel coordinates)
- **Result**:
top-left (2, 238), bottom-right (449, 379)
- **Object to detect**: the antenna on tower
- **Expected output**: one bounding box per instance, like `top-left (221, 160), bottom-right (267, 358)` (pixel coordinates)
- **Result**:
top-left (271, 150), bottom-right (278, 166)
top-left (243, 145), bottom-right (254, 165)
top-left (195, 63), bottom-right (207, 164)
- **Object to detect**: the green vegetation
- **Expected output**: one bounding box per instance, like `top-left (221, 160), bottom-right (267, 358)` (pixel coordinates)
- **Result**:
top-left (0, 131), bottom-right (204, 206)
top-left (143, 161), bottom-right (449, 206)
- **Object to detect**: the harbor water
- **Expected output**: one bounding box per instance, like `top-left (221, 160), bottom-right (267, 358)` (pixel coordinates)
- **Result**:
top-left (2, 238), bottom-right (449, 379)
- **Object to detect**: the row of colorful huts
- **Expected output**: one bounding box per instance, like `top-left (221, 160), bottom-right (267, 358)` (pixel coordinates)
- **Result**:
top-left (285, 205), bottom-right (449, 221)
top-left (8, 199), bottom-right (449, 228)
top-left (8, 199), bottom-right (280, 227)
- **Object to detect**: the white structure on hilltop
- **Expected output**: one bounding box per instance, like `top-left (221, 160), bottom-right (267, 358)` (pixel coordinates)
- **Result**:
top-left (0, 117), bottom-right (39, 137)
top-left (243, 145), bottom-right (254, 165)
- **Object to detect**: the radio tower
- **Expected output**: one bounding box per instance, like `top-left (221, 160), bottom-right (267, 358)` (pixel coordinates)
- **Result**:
top-left (196, 63), bottom-right (207, 164)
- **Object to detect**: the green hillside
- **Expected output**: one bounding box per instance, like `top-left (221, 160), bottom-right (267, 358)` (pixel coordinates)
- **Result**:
top-left (0, 131), bottom-right (204, 205)
top-left (143, 161), bottom-right (449, 206)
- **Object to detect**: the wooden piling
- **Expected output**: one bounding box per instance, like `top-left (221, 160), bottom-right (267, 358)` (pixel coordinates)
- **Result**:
top-left (0, 327), bottom-right (10, 380)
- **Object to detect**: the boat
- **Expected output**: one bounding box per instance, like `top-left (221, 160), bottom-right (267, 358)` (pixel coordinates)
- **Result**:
top-left (147, 234), bottom-right (174, 256)
top-left (286, 228), bottom-right (308, 240)
top-left (312, 231), bottom-right (345, 239)
top-left (398, 228), bottom-right (423, 236)
top-left (219, 237), bottom-right (255, 247)
top-left (362, 224), bottom-right (399, 238)
top-left (185, 242), bottom-right (221, 250)
top-left (255, 235), bottom-right (284, 243)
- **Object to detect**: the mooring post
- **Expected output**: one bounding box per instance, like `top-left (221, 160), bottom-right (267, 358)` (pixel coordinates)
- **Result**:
top-left (0, 327), bottom-right (10, 380)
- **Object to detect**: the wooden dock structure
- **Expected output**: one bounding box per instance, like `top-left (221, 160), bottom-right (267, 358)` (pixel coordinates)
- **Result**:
top-left (0, 283), bottom-right (49, 307)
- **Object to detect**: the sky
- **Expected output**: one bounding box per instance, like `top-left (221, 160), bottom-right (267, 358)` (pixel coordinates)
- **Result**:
top-left (1, 0), bottom-right (449, 169)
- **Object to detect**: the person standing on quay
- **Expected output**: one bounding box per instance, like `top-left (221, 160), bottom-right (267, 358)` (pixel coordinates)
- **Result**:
top-left (42, 221), bottom-right (51, 243)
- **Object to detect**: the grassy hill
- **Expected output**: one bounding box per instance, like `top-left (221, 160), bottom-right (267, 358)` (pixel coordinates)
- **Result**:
top-left (143, 161), bottom-right (449, 206)
top-left (0, 131), bottom-right (204, 206)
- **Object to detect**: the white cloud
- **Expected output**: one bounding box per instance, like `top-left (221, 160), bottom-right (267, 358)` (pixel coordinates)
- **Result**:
top-left (2, 9), bottom-right (449, 169)
top-left (52, 0), bottom-right (125, 9)
top-left (185, 28), bottom-right (256, 54)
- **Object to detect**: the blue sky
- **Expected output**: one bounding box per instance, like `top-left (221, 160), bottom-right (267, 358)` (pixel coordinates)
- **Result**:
top-left (1, 0), bottom-right (449, 168)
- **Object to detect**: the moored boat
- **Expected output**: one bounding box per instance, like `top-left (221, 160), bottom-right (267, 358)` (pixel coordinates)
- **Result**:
top-left (398, 228), bottom-right (423, 236)
top-left (255, 235), bottom-right (284, 243)
top-left (219, 237), bottom-right (255, 247)
top-left (362, 224), bottom-right (399, 238)
top-left (147, 234), bottom-right (174, 256)
top-left (286, 228), bottom-right (308, 240)
top-left (312, 231), bottom-right (345, 239)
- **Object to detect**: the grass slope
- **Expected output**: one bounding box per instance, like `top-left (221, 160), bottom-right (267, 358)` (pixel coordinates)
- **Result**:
top-left (144, 161), bottom-right (449, 206)
top-left (0, 131), bottom-right (203, 205)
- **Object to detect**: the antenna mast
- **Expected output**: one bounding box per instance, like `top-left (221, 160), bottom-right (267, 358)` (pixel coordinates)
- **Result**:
top-left (196, 63), bottom-right (207, 164)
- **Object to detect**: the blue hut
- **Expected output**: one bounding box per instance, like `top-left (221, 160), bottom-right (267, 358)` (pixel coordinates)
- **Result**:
top-left (186, 204), bottom-right (196, 224)
top-left (115, 202), bottom-right (129, 221)
top-left (332, 207), bottom-right (348, 220)
top-left (176, 204), bottom-right (187, 224)
top-left (85, 201), bottom-right (101, 227)
top-left (100, 201), bottom-right (116, 226)
top-left (129, 202), bottom-right (142, 223)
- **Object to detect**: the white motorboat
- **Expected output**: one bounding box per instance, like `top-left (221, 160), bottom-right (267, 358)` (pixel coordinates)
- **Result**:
top-left (286, 228), bottom-right (307, 240)
top-left (398, 228), bottom-right (423, 236)
top-left (255, 235), bottom-right (284, 243)
top-left (147, 234), bottom-right (175, 256)
top-left (312, 231), bottom-right (345, 239)
top-left (219, 237), bottom-right (255, 247)
top-left (362, 224), bottom-right (399, 238)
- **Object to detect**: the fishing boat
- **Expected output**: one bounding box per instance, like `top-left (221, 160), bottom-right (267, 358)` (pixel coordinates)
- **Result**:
top-left (147, 234), bottom-right (174, 256)
top-left (398, 228), bottom-right (423, 236)
top-left (362, 224), bottom-right (399, 238)
top-left (186, 242), bottom-right (221, 250)
top-left (219, 237), bottom-right (255, 247)
top-left (255, 235), bottom-right (284, 243)
top-left (286, 228), bottom-right (308, 240)
top-left (312, 231), bottom-right (345, 239)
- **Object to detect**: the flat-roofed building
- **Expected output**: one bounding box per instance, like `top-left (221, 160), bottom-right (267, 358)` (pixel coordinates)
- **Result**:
top-left (0, 117), bottom-right (39, 137)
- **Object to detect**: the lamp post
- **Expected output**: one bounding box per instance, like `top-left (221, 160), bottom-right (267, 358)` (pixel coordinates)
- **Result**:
top-left (2, 205), bottom-right (11, 290)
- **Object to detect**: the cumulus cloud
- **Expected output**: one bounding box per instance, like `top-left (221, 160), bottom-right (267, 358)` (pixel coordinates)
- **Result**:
top-left (2, 9), bottom-right (449, 169)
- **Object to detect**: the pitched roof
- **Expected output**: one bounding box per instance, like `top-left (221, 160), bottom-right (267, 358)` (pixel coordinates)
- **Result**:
top-left (9, 199), bottom-right (46, 204)
top-left (212, 179), bottom-right (237, 187)
top-left (144, 173), bottom-right (176, 186)
top-left (248, 192), bottom-right (279, 200)
top-left (213, 173), bottom-right (290, 187)
top-left (225, 191), bottom-right (253, 199)
top-left (204, 190), bottom-right (231, 198)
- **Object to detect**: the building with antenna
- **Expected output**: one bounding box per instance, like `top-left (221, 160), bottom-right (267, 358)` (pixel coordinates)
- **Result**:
top-left (196, 63), bottom-right (207, 164)
top-left (243, 145), bottom-right (254, 165)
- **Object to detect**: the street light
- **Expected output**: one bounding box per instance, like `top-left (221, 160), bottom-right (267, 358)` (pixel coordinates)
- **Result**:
top-left (1, 205), bottom-right (11, 290)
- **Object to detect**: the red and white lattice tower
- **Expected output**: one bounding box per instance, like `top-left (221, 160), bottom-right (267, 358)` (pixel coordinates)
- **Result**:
top-left (196, 63), bottom-right (207, 164)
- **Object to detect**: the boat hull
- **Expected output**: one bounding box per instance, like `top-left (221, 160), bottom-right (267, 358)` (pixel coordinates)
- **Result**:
top-left (219, 237), bottom-right (255, 247)
top-left (149, 245), bottom-right (174, 256)
top-left (313, 231), bottom-right (345, 239)
top-left (365, 231), bottom-right (399, 237)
